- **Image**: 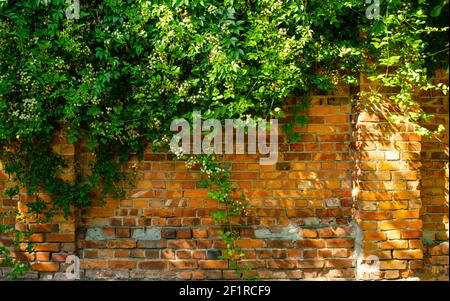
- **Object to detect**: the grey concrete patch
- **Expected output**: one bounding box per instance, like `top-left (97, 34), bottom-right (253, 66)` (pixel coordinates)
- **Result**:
top-left (53, 272), bottom-right (71, 280)
top-left (85, 269), bottom-right (129, 280)
top-left (303, 217), bottom-right (321, 226)
top-left (39, 273), bottom-right (55, 281)
top-left (351, 221), bottom-right (369, 280)
top-left (132, 228), bottom-right (161, 240)
top-left (85, 227), bottom-right (105, 240)
top-left (255, 224), bottom-right (301, 241)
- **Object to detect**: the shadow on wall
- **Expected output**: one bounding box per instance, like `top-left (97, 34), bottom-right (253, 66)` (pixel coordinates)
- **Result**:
top-left (353, 74), bottom-right (449, 280)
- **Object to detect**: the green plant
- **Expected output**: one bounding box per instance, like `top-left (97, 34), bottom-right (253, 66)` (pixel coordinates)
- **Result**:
top-left (360, 0), bottom-right (449, 136)
top-left (0, 210), bottom-right (34, 280)
top-left (195, 155), bottom-right (253, 278)
top-left (0, 0), bottom-right (448, 278)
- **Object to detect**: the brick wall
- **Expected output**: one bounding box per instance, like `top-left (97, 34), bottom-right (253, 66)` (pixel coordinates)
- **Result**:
top-left (1, 75), bottom-right (448, 280)
top-left (419, 70), bottom-right (449, 280)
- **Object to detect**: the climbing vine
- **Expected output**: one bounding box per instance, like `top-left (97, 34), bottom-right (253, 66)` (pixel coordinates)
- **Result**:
top-left (0, 210), bottom-right (34, 279)
top-left (191, 154), bottom-right (252, 277)
top-left (0, 0), bottom-right (448, 278)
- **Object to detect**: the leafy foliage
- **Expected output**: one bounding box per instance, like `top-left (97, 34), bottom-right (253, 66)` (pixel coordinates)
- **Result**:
top-left (0, 0), bottom-right (448, 277)
top-left (360, 0), bottom-right (449, 135)
top-left (0, 210), bottom-right (34, 279)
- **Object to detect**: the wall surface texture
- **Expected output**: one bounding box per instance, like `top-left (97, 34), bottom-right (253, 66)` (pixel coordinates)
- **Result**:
top-left (1, 72), bottom-right (448, 280)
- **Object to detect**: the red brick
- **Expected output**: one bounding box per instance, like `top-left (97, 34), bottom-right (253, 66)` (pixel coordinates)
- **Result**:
top-left (392, 210), bottom-right (420, 219)
top-left (31, 262), bottom-right (59, 272)
top-left (401, 230), bottom-right (422, 239)
top-left (29, 224), bottom-right (58, 233)
top-left (107, 240), bottom-right (136, 249)
top-left (379, 260), bottom-right (407, 270)
top-left (199, 260), bottom-right (228, 269)
top-left (176, 250), bottom-right (191, 259)
top-left (429, 243), bottom-right (449, 256)
top-left (379, 220), bottom-right (408, 230)
top-left (139, 261), bottom-right (167, 270)
top-left (27, 233), bottom-right (44, 243)
top-left (34, 243), bottom-right (61, 252)
top-left (267, 260), bottom-right (297, 269)
top-left (326, 239), bottom-right (354, 248)
top-left (83, 207), bottom-right (115, 217)
top-left (360, 212), bottom-right (391, 220)
top-left (363, 232), bottom-right (387, 241)
top-left (116, 228), bottom-right (131, 238)
top-left (393, 250), bottom-right (423, 260)
top-left (326, 259), bottom-right (354, 268)
top-left (177, 229), bottom-right (192, 239)
top-left (46, 233), bottom-right (75, 242)
top-left (169, 260), bottom-right (198, 269)
top-left (431, 256), bottom-right (449, 265)
top-left (296, 240), bottom-right (325, 248)
top-left (297, 260), bottom-right (325, 269)
top-left (378, 201), bottom-right (408, 210)
top-left (35, 252), bottom-right (50, 261)
top-left (51, 253), bottom-right (69, 262)
top-left (394, 191), bottom-right (420, 200)
top-left (167, 240), bottom-right (196, 249)
top-left (80, 260), bottom-right (108, 269)
top-left (109, 260), bottom-right (137, 269)
top-left (236, 240), bottom-right (265, 248)
top-left (300, 229), bottom-right (318, 238)
top-left (359, 192), bottom-right (392, 201)
top-left (380, 240), bottom-right (408, 250)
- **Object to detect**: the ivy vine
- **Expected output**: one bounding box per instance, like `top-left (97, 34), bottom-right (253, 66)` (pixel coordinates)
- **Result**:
top-left (0, 210), bottom-right (34, 279)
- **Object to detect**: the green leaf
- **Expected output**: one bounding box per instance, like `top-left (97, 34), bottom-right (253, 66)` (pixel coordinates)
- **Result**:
top-left (431, 1), bottom-right (448, 17)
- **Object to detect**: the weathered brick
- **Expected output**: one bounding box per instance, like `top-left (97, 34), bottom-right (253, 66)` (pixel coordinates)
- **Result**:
top-left (34, 243), bottom-right (61, 252)
top-left (169, 260), bottom-right (198, 269)
top-left (363, 232), bottom-right (387, 241)
top-left (393, 250), bottom-right (423, 260)
top-left (107, 240), bottom-right (136, 249)
top-left (379, 260), bottom-right (407, 270)
top-left (401, 230), bottom-right (422, 239)
top-left (199, 260), bottom-right (228, 269)
top-left (379, 220), bottom-right (408, 230)
top-left (380, 240), bottom-right (409, 250)
top-left (31, 262), bottom-right (59, 272)
top-left (35, 252), bottom-right (50, 261)
top-left (29, 224), bottom-right (58, 233)
top-left (326, 239), bottom-right (354, 248)
top-left (138, 261), bottom-right (167, 270)
top-left (46, 233), bottom-right (75, 242)
top-left (167, 240), bottom-right (196, 249)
